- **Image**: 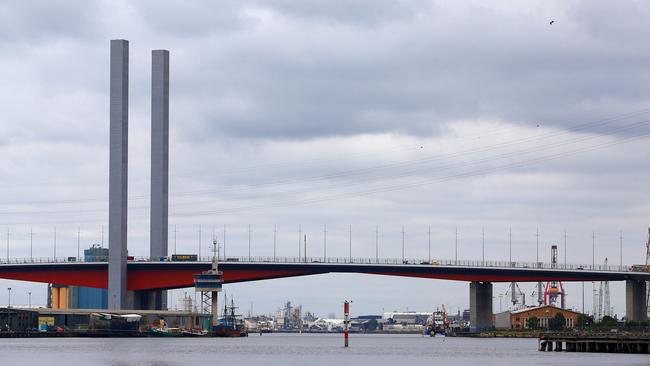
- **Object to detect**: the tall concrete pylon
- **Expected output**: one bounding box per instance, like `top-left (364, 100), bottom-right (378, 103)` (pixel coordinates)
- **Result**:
top-left (108, 39), bottom-right (129, 309)
top-left (149, 49), bottom-right (170, 310)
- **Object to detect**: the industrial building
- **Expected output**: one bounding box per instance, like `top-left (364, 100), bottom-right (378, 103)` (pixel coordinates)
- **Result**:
top-left (381, 311), bottom-right (431, 331)
top-left (0, 307), bottom-right (210, 333)
top-left (382, 311), bottom-right (431, 325)
top-left (494, 305), bottom-right (582, 329)
top-left (48, 245), bottom-right (109, 309)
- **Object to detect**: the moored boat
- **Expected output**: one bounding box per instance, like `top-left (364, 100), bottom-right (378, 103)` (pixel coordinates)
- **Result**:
top-left (210, 296), bottom-right (247, 337)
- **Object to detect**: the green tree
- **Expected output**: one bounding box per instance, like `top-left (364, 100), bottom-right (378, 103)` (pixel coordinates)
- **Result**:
top-left (598, 315), bottom-right (618, 328)
top-left (577, 314), bottom-right (593, 328)
top-left (527, 316), bottom-right (539, 329)
top-left (548, 313), bottom-right (566, 330)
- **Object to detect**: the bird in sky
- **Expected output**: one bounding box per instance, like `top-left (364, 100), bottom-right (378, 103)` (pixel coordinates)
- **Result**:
top-left (550, 20), bottom-right (555, 25)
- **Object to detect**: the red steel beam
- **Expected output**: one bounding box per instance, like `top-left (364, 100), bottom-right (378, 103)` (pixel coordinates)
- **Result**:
top-left (0, 265), bottom-right (597, 290)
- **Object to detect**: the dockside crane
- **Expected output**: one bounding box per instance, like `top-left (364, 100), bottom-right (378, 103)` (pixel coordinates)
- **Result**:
top-left (543, 245), bottom-right (566, 308)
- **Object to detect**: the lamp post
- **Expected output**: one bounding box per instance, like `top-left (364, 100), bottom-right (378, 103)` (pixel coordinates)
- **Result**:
top-left (7, 287), bottom-right (11, 308)
top-left (401, 225), bottom-right (405, 263)
top-left (349, 225), bottom-right (352, 262)
top-left (28, 291), bottom-right (31, 308)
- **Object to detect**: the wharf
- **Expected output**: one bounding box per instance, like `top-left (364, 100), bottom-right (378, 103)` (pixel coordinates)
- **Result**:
top-left (0, 330), bottom-right (145, 338)
top-left (539, 331), bottom-right (650, 353)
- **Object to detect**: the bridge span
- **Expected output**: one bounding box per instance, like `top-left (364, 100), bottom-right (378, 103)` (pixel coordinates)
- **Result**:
top-left (1, 256), bottom-right (648, 330)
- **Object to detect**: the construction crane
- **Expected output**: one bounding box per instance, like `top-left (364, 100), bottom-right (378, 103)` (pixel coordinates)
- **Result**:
top-left (597, 258), bottom-right (611, 319)
top-left (505, 282), bottom-right (526, 309)
top-left (543, 245), bottom-right (566, 308)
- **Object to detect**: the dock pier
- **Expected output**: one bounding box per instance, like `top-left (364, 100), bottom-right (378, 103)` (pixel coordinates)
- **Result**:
top-left (539, 332), bottom-right (650, 354)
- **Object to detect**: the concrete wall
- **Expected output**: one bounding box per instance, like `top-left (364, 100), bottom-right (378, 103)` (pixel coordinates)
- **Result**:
top-left (494, 311), bottom-right (511, 329)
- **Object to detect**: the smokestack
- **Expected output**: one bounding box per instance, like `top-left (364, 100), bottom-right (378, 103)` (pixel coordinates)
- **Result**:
top-left (150, 49), bottom-right (170, 310)
top-left (108, 39), bottom-right (129, 310)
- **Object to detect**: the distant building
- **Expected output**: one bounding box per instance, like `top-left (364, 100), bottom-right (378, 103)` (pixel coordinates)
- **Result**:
top-left (356, 315), bottom-right (382, 320)
top-left (462, 309), bottom-right (470, 321)
top-left (308, 318), bottom-right (344, 331)
top-left (48, 245), bottom-right (108, 310)
top-left (496, 305), bottom-right (582, 329)
top-left (382, 311), bottom-right (431, 325)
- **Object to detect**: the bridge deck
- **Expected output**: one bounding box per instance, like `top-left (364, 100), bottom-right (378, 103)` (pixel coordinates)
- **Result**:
top-left (0, 257), bottom-right (647, 291)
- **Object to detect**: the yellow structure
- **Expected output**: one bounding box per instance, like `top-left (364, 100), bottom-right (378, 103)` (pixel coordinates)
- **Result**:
top-left (50, 286), bottom-right (70, 309)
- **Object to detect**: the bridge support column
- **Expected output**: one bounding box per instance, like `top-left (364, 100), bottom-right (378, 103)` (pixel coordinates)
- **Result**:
top-left (108, 39), bottom-right (129, 310)
top-left (130, 290), bottom-right (163, 310)
top-left (626, 280), bottom-right (647, 322)
top-left (470, 281), bottom-right (493, 332)
top-left (149, 49), bottom-right (170, 311)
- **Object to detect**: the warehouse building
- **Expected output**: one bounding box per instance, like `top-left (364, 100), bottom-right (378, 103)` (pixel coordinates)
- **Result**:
top-left (495, 305), bottom-right (582, 329)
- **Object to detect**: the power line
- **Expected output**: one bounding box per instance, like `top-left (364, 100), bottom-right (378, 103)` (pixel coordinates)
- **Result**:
top-left (3, 108), bottom-right (650, 207)
top-left (3, 116), bottom-right (650, 223)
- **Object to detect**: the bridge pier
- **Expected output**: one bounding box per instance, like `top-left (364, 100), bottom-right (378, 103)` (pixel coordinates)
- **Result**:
top-left (131, 290), bottom-right (165, 310)
top-left (626, 279), bottom-right (647, 322)
top-left (469, 281), bottom-right (493, 332)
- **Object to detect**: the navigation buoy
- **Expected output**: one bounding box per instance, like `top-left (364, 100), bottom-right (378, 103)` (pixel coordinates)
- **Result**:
top-left (344, 300), bottom-right (350, 347)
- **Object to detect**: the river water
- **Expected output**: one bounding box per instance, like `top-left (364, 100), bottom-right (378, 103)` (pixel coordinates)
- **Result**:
top-left (0, 333), bottom-right (648, 365)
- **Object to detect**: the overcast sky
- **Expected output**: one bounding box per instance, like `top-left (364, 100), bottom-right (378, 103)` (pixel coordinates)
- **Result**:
top-left (1, 0), bottom-right (650, 317)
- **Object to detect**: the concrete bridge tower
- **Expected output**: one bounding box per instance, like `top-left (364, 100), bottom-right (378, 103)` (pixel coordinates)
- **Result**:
top-left (108, 39), bottom-right (129, 310)
top-left (148, 49), bottom-right (170, 310)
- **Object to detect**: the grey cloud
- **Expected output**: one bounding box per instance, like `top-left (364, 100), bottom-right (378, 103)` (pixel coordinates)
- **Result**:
top-left (5, 1), bottom-right (650, 141)
top-left (130, 0), bottom-right (257, 37)
top-left (0, 0), bottom-right (102, 42)
top-left (158, 1), bottom-right (650, 141)
top-left (1, 0), bottom-right (650, 315)
top-left (256, 0), bottom-right (433, 26)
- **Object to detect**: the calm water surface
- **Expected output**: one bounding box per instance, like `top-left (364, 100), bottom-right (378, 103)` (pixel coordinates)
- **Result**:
top-left (1, 333), bottom-right (648, 366)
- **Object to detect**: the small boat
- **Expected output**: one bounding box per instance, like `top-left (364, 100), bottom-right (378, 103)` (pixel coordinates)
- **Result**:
top-left (426, 307), bottom-right (449, 336)
top-left (181, 329), bottom-right (208, 337)
top-left (148, 327), bottom-right (184, 337)
top-left (147, 319), bottom-right (184, 337)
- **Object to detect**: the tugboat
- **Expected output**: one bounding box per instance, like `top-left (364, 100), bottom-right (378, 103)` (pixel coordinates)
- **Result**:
top-left (426, 305), bottom-right (449, 336)
top-left (147, 319), bottom-right (184, 337)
